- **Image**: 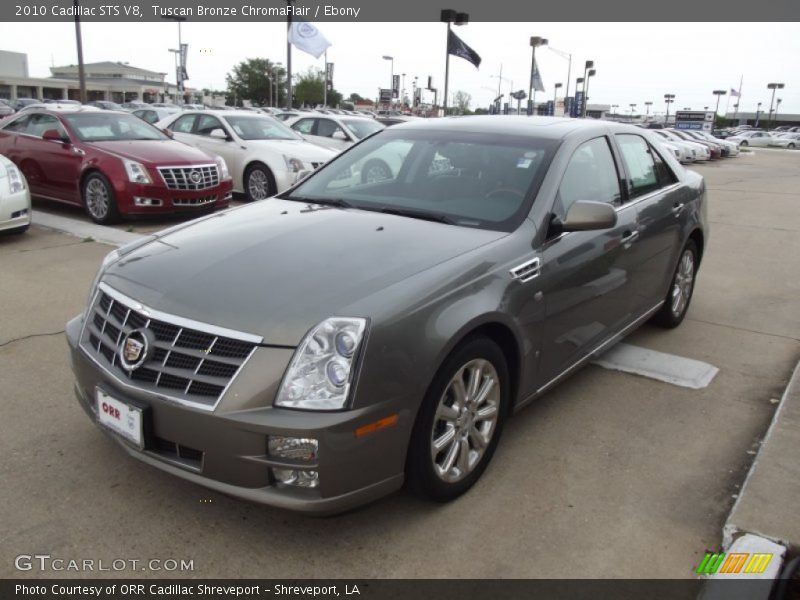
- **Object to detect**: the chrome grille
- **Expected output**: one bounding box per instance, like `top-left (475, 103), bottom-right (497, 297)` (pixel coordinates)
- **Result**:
top-left (158, 164), bottom-right (220, 190)
top-left (80, 284), bottom-right (260, 410)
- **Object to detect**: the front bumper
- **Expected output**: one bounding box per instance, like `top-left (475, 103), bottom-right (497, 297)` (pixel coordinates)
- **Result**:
top-left (0, 181), bottom-right (32, 232)
top-left (66, 314), bottom-right (407, 514)
top-left (114, 178), bottom-right (234, 216)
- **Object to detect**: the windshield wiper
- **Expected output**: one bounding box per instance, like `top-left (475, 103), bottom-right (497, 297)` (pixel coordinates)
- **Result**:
top-left (283, 196), bottom-right (355, 209)
top-left (377, 206), bottom-right (457, 225)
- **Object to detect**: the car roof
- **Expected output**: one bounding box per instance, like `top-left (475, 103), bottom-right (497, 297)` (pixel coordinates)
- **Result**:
top-left (19, 104), bottom-right (102, 113)
top-left (388, 115), bottom-right (644, 140)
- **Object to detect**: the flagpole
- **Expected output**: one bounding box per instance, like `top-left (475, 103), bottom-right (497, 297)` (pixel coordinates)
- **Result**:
top-left (286, 0), bottom-right (293, 108)
top-left (443, 22), bottom-right (451, 116)
top-left (323, 50), bottom-right (327, 107)
top-left (733, 75), bottom-right (743, 124)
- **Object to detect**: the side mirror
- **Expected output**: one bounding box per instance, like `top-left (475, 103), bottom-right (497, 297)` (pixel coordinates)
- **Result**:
top-left (162, 128), bottom-right (174, 138)
top-left (562, 200), bottom-right (617, 231)
top-left (43, 128), bottom-right (69, 144)
top-left (210, 128), bottom-right (229, 140)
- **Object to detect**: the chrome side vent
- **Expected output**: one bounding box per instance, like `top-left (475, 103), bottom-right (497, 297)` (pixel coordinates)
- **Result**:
top-left (510, 257), bottom-right (541, 283)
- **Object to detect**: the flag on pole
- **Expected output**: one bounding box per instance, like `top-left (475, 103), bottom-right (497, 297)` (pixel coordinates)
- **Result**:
top-left (531, 59), bottom-right (545, 92)
top-left (288, 22), bottom-right (331, 59)
top-left (730, 88), bottom-right (740, 97)
top-left (447, 29), bottom-right (481, 68)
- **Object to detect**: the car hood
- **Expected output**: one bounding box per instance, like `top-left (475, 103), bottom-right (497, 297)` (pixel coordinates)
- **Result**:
top-left (243, 139), bottom-right (338, 162)
top-left (102, 199), bottom-right (505, 346)
top-left (86, 140), bottom-right (215, 165)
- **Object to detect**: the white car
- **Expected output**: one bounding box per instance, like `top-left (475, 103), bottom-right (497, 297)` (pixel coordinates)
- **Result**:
top-left (686, 130), bottom-right (740, 156)
top-left (285, 114), bottom-right (386, 153)
top-left (0, 154), bottom-right (31, 234)
top-left (654, 139), bottom-right (692, 163)
top-left (727, 131), bottom-right (773, 147)
top-left (157, 110), bottom-right (337, 200)
top-left (657, 129), bottom-right (711, 161)
top-left (652, 130), bottom-right (701, 162)
top-left (768, 133), bottom-right (800, 149)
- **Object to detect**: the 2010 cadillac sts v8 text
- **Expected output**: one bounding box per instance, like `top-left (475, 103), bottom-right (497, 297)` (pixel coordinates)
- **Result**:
top-left (66, 117), bottom-right (708, 514)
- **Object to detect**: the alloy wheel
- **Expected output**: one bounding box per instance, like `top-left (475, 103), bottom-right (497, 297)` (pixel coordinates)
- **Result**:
top-left (430, 358), bottom-right (500, 483)
top-left (247, 169), bottom-right (270, 200)
top-left (85, 178), bottom-right (110, 220)
top-left (671, 249), bottom-right (695, 318)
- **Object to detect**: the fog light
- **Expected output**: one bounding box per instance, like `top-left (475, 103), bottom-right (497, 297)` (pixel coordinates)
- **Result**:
top-left (268, 436), bottom-right (318, 461)
top-left (271, 468), bottom-right (319, 488)
top-left (133, 197), bottom-right (163, 207)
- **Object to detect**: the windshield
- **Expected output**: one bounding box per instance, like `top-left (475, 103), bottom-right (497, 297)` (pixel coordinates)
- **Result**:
top-left (341, 119), bottom-right (384, 139)
top-left (63, 113), bottom-right (168, 142)
top-left (283, 128), bottom-right (558, 232)
top-left (223, 115), bottom-right (300, 140)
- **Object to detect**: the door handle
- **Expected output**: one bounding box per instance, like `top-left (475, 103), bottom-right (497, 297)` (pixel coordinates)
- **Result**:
top-left (622, 230), bottom-right (639, 247)
top-left (671, 202), bottom-right (685, 216)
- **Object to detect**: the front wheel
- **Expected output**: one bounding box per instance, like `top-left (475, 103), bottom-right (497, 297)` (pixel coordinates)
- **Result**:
top-left (739, 140), bottom-right (748, 147)
top-left (244, 163), bottom-right (275, 202)
top-left (82, 172), bottom-right (119, 224)
top-left (789, 143), bottom-right (796, 149)
top-left (407, 336), bottom-right (509, 502)
top-left (652, 240), bottom-right (698, 328)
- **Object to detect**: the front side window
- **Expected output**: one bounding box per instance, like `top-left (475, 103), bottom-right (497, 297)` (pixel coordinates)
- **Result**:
top-left (284, 129), bottom-right (557, 232)
top-left (316, 119), bottom-right (347, 138)
top-left (554, 136), bottom-right (621, 219)
top-left (292, 118), bottom-right (315, 134)
top-left (171, 114), bottom-right (197, 134)
top-left (195, 115), bottom-right (226, 136)
top-left (616, 134), bottom-right (660, 198)
top-left (25, 114), bottom-right (69, 139)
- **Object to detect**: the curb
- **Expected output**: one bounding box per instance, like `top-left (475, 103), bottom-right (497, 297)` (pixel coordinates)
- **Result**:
top-left (32, 211), bottom-right (144, 247)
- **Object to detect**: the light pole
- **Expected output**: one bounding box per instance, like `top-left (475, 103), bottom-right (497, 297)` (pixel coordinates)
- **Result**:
top-left (664, 93), bottom-right (675, 124)
top-left (767, 83), bottom-right (784, 128)
top-left (162, 14), bottom-right (186, 103)
top-left (441, 9), bottom-right (469, 116)
top-left (732, 102), bottom-right (739, 125)
top-left (548, 46), bottom-right (573, 102)
top-left (401, 73), bottom-right (406, 109)
top-left (528, 36), bottom-right (548, 115)
top-left (712, 90), bottom-right (727, 121)
top-left (553, 82), bottom-right (562, 114)
top-left (755, 102), bottom-right (762, 127)
top-left (644, 101), bottom-right (653, 119)
top-left (581, 60), bottom-right (593, 117)
top-left (775, 98), bottom-right (782, 126)
top-left (583, 69), bottom-right (595, 118)
top-left (575, 77), bottom-right (584, 117)
top-left (168, 49), bottom-right (180, 102)
top-left (611, 104), bottom-right (618, 117)
top-left (382, 55), bottom-right (393, 109)
top-left (629, 103), bottom-right (637, 122)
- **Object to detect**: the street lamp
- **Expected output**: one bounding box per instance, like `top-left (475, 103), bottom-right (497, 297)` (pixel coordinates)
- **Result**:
top-left (767, 82), bottom-right (785, 128)
top-left (168, 49), bottom-right (180, 103)
top-left (581, 60), bottom-right (593, 117)
top-left (629, 103), bottom-right (637, 122)
top-left (548, 46), bottom-right (573, 103)
top-left (162, 14), bottom-right (186, 103)
top-left (712, 90), bottom-right (727, 120)
top-left (441, 9), bottom-right (469, 116)
top-left (664, 93), bottom-right (675, 124)
top-left (382, 55), bottom-right (393, 109)
top-left (583, 68), bottom-right (596, 118)
top-left (775, 98), bottom-right (782, 126)
top-left (755, 102), bottom-right (762, 127)
top-left (611, 104), bottom-right (618, 116)
top-left (644, 101), bottom-right (653, 119)
top-left (528, 36), bottom-right (548, 115)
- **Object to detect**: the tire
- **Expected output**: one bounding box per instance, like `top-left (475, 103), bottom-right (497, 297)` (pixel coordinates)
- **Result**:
top-left (407, 336), bottom-right (510, 502)
top-left (11, 224), bottom-right (30, 234)
top-left (244, 163), bottom-right (275, 202)
top-left (652, 240), bottom-right (698, 329)
top-left (789, 143), bottom-right (796, 149)
top-left (739, 140), bottom-right (748, 147)
top-left (82, 172), bottom-right (119, 224)
top-left (360, 159), bottom-right (392, 184)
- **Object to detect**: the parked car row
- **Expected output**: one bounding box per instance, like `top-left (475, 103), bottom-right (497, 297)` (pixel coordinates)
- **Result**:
top-left (651, 128), bottom-right (739, 163)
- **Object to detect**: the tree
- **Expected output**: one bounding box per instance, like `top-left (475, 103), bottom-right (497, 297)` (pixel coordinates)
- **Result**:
top-left (225, 58), bottom-right (286, 107)
top-left (453, 90), bottom-right (472, 114)
top-left (294, 67), bottom-right (343, 107)
top-left (349, 92), bottom-right (366, 104)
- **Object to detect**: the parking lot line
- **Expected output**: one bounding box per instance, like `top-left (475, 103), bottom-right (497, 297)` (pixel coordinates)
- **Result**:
top-left (33, 210), bottom-right (144, 247)
top-left (592, 342), bottom-right (719, 389)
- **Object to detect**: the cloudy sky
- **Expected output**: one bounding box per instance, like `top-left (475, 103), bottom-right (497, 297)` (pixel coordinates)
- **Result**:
top-left (3, 21), bottom-right (798, 114)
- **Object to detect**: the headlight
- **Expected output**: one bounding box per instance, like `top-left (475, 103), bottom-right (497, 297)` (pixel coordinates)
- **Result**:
top-left (283, 155), bottom-right (305, 173)
top-left (122, 159), bottom-right (152, 184)
top-left (5, 163), bottom-right (26, 193)
top-left (214, 155), bottom-right (230, 179)
top-left (275, 317), bottom-right (368, 410)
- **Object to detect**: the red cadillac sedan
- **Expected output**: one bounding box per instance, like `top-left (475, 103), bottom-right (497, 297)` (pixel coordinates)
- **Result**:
top-left (0, 107), bottom-right (233, 223)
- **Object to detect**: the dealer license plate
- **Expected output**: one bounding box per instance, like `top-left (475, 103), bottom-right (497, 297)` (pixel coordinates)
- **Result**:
top-left (96, 389), bottom-right (143, 449)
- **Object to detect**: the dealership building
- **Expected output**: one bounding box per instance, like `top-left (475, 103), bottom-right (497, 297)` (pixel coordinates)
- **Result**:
top-left (0, 50), bottom-right (193, 103)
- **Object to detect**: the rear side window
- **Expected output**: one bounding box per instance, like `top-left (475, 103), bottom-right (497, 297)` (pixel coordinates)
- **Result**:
top-left (1, 114), bottom-right (31, 132)
top-left (650, 145), bottom-right (678, 187)
top-left (555, 136), bottom-right (621, 218)
top-left (615, 134), bottom-right (660, 199)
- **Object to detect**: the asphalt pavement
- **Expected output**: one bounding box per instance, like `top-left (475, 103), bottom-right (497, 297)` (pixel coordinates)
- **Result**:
top-left (1, 149), bottom-right (798, 579)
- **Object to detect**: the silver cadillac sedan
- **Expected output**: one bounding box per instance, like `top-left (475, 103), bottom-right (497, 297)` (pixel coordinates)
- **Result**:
top-left (66, 117), bottom-right (708, 513)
